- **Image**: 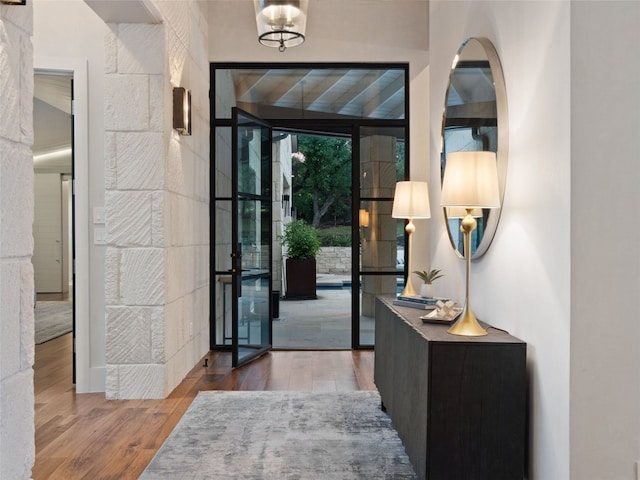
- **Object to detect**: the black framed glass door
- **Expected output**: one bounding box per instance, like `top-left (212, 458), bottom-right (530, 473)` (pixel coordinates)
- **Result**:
top-left (231, 108), bottom-right (272, 367)
top-left (211, 63), bottom-right (409, 353)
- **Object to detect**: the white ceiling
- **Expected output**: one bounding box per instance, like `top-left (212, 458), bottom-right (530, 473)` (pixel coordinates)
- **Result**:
top-left (33, 74), bottom-right (72, 172)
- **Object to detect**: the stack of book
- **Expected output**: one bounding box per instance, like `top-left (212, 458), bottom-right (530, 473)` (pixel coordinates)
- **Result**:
top-left (392, 295), bottom-right (447, 310)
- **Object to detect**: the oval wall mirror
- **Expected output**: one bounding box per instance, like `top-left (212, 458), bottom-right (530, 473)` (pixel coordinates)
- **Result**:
top-left (441, 37), bottom-right (508, 259)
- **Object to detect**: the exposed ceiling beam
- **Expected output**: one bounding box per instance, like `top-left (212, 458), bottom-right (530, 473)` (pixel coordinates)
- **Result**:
top-left (303, 70), bottom-right (353, 113)
top-left (34, 75), bottom-right (72, 115)
top-left (263, 71), bottom-right (315, 107)
top-left (234, 70), bottom-right (271, 100)
top-left (362, 74), bottom-right (405, 118)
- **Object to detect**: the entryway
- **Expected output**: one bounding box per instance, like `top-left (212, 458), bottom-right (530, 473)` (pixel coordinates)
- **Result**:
top-left (33, 72), bottom-right (75, 351)
top-left (33, 59), bottom-right (90, 390)
top-left (211, 64), bottom-right (409, 361)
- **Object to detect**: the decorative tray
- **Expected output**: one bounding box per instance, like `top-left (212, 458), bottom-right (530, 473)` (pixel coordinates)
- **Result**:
top-left (419, 307), bottom-right (462, 324)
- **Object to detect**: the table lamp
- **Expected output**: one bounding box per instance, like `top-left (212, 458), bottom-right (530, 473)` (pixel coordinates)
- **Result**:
top-left (440, 151), bottom-right (500, 336)
top-left (392, 181), bottom-right (431, 297)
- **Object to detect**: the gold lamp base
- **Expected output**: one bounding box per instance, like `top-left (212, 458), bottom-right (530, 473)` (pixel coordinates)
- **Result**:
top-left (447, 210), bottom-right (487, 337)
top-left (399, 281), bottom-right (417, 298)
top-left (447, 306), bottom-right (487, 336)
top-left (400, 216), bottom-right (417, 297)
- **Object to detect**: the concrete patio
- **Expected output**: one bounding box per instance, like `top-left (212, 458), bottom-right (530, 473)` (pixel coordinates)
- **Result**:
top-left (273, 274), bottom-right (375, 349)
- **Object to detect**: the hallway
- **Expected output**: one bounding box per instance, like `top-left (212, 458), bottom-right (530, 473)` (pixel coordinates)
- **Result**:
top-left (33, 334), bottom-right (375, 479)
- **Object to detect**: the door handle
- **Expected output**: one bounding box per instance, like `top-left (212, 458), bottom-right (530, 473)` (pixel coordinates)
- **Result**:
top-left (231, 244), bottom-right (242, 297)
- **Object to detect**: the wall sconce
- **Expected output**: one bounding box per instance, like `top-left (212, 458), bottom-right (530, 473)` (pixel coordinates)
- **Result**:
top-left (1, 0), bottom-right (26, 4)
top-left (254, 0), bottom-right (308, 52)
top-left (392, 181), bottom-right (431, 297)
top-left (359, 209), bottom-right (370, 228)
top-left (441, 151), bottom-right (500, 336)
top-left (282, 194), bottom-right (290, 213)
top-left (173, 87), bottom-right (191, 136)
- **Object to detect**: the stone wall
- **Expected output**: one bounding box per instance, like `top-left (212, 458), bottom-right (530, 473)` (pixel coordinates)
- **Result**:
top-left (104, 1), bottom-right (210, 399)
top-left (0, 3), bottom-right (35, 478)
top-left (316, 247), bottom-right (351, 274)
top-left (360, 136), bottom-right (398, 315)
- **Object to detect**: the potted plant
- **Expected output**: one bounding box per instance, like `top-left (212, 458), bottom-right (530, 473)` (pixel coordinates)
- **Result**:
top-left (281, 220), bottom-right (320, 299)
top-left (413, 268), bottom-right (444, 298)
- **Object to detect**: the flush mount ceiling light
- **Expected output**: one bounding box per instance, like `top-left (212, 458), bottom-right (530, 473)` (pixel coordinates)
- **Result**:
top-left (1, 0), bottom-right (26, 4)
top-left (254, 0), bottom-right (308, 52)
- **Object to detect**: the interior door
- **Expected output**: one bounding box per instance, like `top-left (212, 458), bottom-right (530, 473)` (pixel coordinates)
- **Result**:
top-left (231, 108), bottom-right (273, 367)
top-left (33, 173), bottom-right (63, 292)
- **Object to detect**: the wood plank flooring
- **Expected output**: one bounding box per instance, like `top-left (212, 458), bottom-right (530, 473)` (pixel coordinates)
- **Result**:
top-left (33, 333), bottom-right (376, 480)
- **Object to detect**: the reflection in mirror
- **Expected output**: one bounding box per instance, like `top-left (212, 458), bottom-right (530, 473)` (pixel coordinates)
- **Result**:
top-left (441, 37), bottom-right (508, 259)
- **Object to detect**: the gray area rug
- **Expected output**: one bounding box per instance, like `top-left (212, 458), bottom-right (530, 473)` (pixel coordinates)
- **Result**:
top-left (34, 301), bottom-right (72, 344)
top-left (141, 391), bottom-right (416, 479)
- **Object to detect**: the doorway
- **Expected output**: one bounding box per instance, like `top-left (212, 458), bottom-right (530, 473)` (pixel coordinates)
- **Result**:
top-left (33, 60), bottom-right (89, 390)
top-left (273, 131), bottom-right (354, 349)
top-left (33, 73), bottom-right (74, 352)
top-left (211, 64), bottom-right (409, 355)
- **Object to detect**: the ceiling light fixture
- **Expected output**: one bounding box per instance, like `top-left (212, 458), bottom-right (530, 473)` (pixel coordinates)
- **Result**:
top-left (254, 0), bottom-right (308, 52)
top-left (1, 0), bottom-right (26, 4)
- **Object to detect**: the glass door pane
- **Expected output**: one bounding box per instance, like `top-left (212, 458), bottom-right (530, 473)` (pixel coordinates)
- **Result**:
top-left (357, 127), bottom-right (406, 346)
top-left (232, 108), bottom-right (272, 367)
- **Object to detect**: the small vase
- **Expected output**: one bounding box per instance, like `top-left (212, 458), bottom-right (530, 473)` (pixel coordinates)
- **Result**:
top-left (420, 283), bottom-right (435, 298)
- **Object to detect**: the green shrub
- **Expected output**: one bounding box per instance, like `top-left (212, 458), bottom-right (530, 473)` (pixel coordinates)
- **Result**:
top-left (317, 229), bottom-right (351, 247)
top-left (281, 220), bottom-right (321, 260)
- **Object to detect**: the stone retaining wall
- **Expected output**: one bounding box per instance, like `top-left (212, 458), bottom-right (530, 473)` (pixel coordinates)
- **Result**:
top-left (316, 247), bottom-right (351, 274)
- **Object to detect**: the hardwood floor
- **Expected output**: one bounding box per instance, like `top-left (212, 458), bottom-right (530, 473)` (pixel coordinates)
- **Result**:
top-left (37, 292), bottom-right (72, 302)
top-left (33, 334), bottom-right (376, 479)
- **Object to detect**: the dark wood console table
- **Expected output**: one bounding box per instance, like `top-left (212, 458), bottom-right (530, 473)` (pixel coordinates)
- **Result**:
top-left (374, 296), bottom-right (527, 480)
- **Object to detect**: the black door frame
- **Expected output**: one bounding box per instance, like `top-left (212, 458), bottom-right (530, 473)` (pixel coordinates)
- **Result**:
top-left (230, 107), bottom-right (273, 367)
top-left (210, 62), bottom-right (410, 351)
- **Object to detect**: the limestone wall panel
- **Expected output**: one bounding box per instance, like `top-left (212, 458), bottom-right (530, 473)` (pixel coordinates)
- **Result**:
top-left (105, 74), bottom-right (150, 131)
top-left (0, 143), bottom-right (33, 258)
top-left (105, 247), bottom-right (120, 304)
top-left (149, 74), bottom-right (165, 132)
top-left (117, 23), bottom-right (164, 75)
top-left (106, 190), bottom-right (153, 246)
top-left (116, 364), bottom-right (165, 399)
top-left (120, 248), bottom-right (165, 305)
top-left (151, 191), bottom-right (166, 247)
top-left (20, 262), bottom-right (34, 369)
top-left (116, 132), bottom-right (164, 190)
top-left (105, 306), bottom-right (152, 364)
top-left (0, 261), bottom-right (21, 379)
top-left (104, 132), bottom-right (117, 189)
top-left (0, 369), bottom-right (34, 479)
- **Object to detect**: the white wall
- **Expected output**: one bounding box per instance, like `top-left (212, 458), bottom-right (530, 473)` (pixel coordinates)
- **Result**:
top-left (571, 2), bottom-right (640, 479)
top-left (33, 0), bottom-right (108, 391)
top-left (429, 2), bottom-right (571, 479)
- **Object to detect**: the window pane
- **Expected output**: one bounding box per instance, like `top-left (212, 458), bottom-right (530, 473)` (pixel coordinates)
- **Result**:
top-left (216, 67), bottom-right (405, 120)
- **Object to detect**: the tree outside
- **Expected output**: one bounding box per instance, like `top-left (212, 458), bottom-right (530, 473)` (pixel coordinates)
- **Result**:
top-left (292, 135), bottom-right (352, 229)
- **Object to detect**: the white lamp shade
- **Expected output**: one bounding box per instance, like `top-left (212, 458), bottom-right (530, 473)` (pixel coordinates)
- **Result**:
top-left (440, 151), bottom-right (500, 209)
top-left (392, 181), bottom-right (431, 219)
top-left (254, 0), bottom-right (308, 49)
